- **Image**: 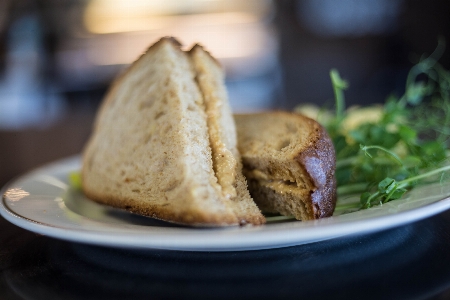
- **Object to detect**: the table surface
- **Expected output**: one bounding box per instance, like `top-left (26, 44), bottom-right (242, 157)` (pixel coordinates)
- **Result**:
top-left (2, 210), bottom-right (450, 300)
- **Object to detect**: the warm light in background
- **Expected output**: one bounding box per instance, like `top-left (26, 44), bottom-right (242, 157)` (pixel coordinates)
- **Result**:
top-left (81, 0), bottom-right (274, 64)
top-left (55, 0), bottom-right (279, 111)
top-left (85, 11), bottom-right (259, 34)
top-left (84, 0), bottom-right (265, 23)
top-left (84, 24), bottom-right (270, 66)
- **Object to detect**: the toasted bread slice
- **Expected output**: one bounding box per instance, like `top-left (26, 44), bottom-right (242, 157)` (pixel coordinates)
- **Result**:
top-left (82, 37), bottom-right (264, 226)
top-left (189, 45), bottom-right (265, 225)
top-left (235, 112), bottom-right (337, 220)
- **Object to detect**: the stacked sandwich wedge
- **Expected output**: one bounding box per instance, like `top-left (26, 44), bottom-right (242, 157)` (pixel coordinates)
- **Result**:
top-left (82, 37), bottom-right (265, 226)
top-left (82, 37), bottom-right (336, 226)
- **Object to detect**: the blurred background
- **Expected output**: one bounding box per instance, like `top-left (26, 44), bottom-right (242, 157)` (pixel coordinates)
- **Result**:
top-left (0, 0), bottom-right (449, 186)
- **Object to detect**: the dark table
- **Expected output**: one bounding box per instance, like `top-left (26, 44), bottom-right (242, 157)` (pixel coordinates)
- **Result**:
top-left (2, 210), bottom-right (450, 300)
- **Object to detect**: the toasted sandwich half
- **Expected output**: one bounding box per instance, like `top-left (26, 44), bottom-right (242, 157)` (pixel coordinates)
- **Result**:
top-left (82, 37), bottom-right (264, 226)
top-left (235, 112), bottom-right (337, 220)
top-left (189, 45), bottom-right (265, 225)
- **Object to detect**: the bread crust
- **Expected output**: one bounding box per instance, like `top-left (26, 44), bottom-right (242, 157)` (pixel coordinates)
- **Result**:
top-left (294, 116), bottom-right (337, 218)
top-left (83, 189), bottom-right (239, 227)
top-left (89, 37), bottom-right (183, 134)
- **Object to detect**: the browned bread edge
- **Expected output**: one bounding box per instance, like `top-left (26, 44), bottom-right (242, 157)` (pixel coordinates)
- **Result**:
top-left (236, 111), bottom-right (337, 219)
top-left (294, 114), bottom-right (337, 218)
top-left (83, 189), bottom-right (240, 227)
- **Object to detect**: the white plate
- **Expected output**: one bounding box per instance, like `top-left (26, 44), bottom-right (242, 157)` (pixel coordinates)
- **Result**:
top-left (2, 156), bottom-right (450, 251)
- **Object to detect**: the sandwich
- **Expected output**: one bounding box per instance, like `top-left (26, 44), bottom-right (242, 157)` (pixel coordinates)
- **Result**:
top-left (234, 112), bottom-right (337, 220)
top-left (82, 37), bottom-right (265, 226)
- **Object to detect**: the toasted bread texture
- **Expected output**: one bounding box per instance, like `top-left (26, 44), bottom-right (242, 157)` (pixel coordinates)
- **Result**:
top-left (235, 112), bottom-right (337, 220)
top-left (189, 45), bottom-right (265, 225)
top-left (82, 37), bottom-right (264, 226)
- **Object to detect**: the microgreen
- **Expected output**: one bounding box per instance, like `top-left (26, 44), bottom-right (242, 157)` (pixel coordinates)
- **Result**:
top-left (318, 40), bottom-right (450, 212)
top-left (330, 69), bottom-right (348, 123)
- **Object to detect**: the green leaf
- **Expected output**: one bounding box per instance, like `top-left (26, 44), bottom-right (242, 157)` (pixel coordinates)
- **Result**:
top-left (381, 132), bottom-right (400, 149)
top-left (398, 125), bottom-right (417, 143)
top-left (378, 177), bottom-right (395, 194)
top-left (332, 134), bottom-right (351, 155)
top-left (419, 141), bottom-right (447, 166)
top-left (402, 156), bottom-right (422, 165)
top-left (389, 188), bottom-right (407, 200)
top-left (360, 161), bottom-right (374, 174)
top-left (348, 129), bottom-right (367, 144)
top-left (335, 168), bottom-right (353, 186)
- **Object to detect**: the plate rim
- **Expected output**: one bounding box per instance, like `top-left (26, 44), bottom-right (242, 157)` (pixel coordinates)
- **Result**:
top-left (2, 156), bottom-right (450, 251)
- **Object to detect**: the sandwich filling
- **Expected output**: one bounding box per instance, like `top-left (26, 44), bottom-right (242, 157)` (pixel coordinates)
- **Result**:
top-left (190, 45), bottom-right (237, 199)
top-left (189, 45), bottom-right (265, 225)
top-left (244, 168), bottom-right (314, 220)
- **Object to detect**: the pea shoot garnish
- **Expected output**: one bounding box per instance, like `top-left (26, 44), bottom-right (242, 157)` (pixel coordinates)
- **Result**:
top-left (298, 40), bottom-right (450, 212)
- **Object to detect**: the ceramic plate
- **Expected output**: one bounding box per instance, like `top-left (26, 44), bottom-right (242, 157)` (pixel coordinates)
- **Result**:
top-left (2, 156), bottom-right (450, 251)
